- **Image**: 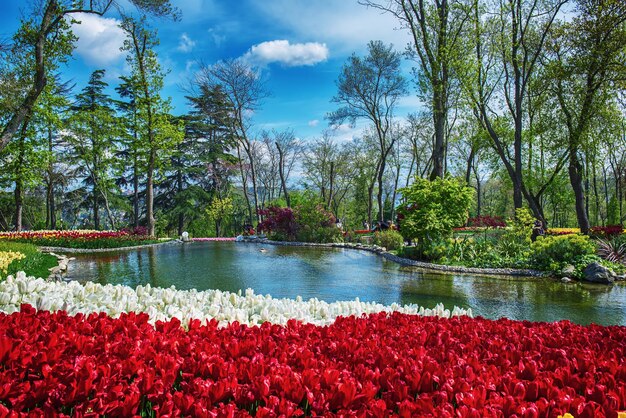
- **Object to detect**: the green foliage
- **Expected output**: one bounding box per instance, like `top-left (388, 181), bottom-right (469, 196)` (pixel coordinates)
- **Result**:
top-left (397, 177), bottom-right (474, 246)
top-left (529, 234), bottom-right (597, 274)
top-left (0, 241), bottom-right (57, 279)
top-left (294, 198), bottom-right (342, 243)
top-left (372, 230), bottom-right (404, 251)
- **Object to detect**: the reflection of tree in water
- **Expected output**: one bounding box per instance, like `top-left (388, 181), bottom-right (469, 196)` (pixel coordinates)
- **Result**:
top-left (398, 271), bottom-right (471, 311)
top-left (399, 270), bottom-right (626, 325)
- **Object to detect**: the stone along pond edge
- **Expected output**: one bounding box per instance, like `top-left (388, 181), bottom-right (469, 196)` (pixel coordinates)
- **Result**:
top-left (245, 238), bottom-right (548, 278)
top-left (39, 237), bottom-right (624, 282)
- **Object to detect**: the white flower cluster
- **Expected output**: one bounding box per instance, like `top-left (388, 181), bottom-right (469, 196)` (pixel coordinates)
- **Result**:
top-left (0, 272), bottom-right (472, 327)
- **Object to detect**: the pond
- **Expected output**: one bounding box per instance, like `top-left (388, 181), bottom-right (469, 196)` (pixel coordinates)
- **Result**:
top-left (65, 241), bottom-right (626, 326)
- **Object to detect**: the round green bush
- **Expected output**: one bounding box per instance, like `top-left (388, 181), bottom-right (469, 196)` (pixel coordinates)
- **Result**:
top-left (373, 230), bottom-right (404, 251)
top-left (529, 234), bottom-right (596, 273)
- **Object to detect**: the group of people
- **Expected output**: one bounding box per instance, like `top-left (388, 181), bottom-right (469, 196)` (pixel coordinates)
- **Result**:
top-left (362, 220), bottom-right (396, 232)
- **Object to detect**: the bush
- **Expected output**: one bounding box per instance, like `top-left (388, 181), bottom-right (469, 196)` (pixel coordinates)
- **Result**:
top-left (257, 207), bottom-right (298, 241)
top-left (258, 202), bottom-right (342, 243)
top-left (397, 177), bottom-right (474, 247)
top-left (372, 230), bottom-right (404, 251)
top-left (529, 234), bottom-right (597, 274)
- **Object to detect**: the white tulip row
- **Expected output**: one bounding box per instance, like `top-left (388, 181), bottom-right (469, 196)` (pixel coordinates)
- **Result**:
top-left (0, 272), bottom-right (472, 327)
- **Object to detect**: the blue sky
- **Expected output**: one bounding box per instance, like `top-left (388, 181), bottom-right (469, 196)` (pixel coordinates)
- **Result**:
top-left (0, 0), bottom-right (420, 141)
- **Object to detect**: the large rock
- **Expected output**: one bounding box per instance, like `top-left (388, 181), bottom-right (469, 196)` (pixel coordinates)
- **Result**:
top-left (583, 262), bottom-right (616, 284)
top-left (561, 264), bottom-right (576, 277)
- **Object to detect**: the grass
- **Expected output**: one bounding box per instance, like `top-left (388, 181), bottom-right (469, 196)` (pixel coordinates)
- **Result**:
top-left (0, 241), bottom-right (58, 279)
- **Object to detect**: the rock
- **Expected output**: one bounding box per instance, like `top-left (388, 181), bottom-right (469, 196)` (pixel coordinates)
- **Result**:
top-left (582, 262), bottom-right (616, 284)
top-left (561, 264), bottom-right (576, 277)
top-left (561, 277), bottom-right (573, 283)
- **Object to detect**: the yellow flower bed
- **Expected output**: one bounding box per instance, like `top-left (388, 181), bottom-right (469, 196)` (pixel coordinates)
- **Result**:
top-left (0, 250), bottom-right (26, 274)
top-left (546, 228), bottom-right (581, 235)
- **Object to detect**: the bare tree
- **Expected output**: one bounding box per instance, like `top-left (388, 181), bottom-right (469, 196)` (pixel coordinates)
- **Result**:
top-left (329, 40), bottom-right (407, 222)
top-left (360, 0), bottom-right (469, 179)
top-left (462, 0), bottom-right (567, 221)
top-left (199, 59), bottom-right (269, 223)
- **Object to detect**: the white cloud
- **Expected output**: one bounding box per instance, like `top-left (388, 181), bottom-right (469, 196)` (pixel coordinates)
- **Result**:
top-left (251, 2), bottom-right (411, 55)
top-left (208, 28), bottom-right (226, 47)
top-left (308, 119), bottom-right (320, 127)
top-left (70, 13), bottom-right (125, 66)
top-left (242, 40), bottom-right (329, 67)
top-left (177, 33), bottom-right (196, 52)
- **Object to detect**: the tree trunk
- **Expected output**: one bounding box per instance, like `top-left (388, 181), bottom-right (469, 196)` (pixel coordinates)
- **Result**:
top-left (276, 142), bottom-right (290, 208)
top-left (236, 145), bottom-right (253, 222)
top-left (133, 153), bottom-right (139, 228)
top-left (14, 180), bottom-right (23, 232)
top-left (377, 159), bottom-right (385, 222)
top-left (569, 151), bottom-right (590, 234)
top-left (328, 161), bottom-right (335, 210)
top-left (146, 151), bottom-right (156, 237)
top-left (430, 85), bottom-right (446, 180)
top-left (92, 175), bottom-right (100, 230)
top-left (177, 166), bottom-right (184, 236)
top-left (390, 163), bottom-right (401, 223)
top-left (46, 126), bottom-right (56, 229)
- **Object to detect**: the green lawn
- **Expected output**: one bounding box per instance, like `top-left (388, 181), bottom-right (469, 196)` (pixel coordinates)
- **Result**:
top-left (0, 241), bottom-right (58, 279)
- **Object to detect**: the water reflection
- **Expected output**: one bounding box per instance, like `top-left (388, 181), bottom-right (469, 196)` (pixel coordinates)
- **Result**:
top-left (66, 242), bottom-right (626, 326)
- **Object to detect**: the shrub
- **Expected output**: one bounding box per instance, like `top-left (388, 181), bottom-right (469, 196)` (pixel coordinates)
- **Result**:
top-left (529, 234), bottom-right (597, 274)
top-left (257, 207), bottom-right (298, 241)
top-left (372, 230), bottom-right (404, 251)
top-left (258, 202), bottom-right (342, 243)
top-left (397, 177), bottom-right (474, 248)
top-left (597, 237), bottom-right (626, 266)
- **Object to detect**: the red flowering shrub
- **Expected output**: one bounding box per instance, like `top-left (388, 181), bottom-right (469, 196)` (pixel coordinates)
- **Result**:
top-left (467, 215), bottom-right (507, 228)
top-left (2, 305), bottom-right (626, 417)
top-left (590, 225), bottom-right (624, 238)
top-left (119, 226), bottom-right (150, 237)
top-left (257, 207), bottom-right (298, 241)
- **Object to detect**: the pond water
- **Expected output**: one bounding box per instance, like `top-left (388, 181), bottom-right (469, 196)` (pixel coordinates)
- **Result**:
top-left (65, 241), bottom-right (626, 326)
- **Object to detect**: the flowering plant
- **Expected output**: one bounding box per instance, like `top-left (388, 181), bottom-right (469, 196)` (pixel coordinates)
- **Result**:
top-left (546, 228), bottom-right (580, 236)
top-left (0, 229), bottom-right (161, 249)
top-left (467, 215), bottom-right (507, 228)
top-left (1, 306), bottom-right (625, 416)
top-left (590, 225), bottom-right (625, 238)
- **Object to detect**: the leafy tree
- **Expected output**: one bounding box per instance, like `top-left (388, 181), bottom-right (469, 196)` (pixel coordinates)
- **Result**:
top-left (0, 0), bottom-right (179, 152)
top-left (544, 0), bottom-right (626, 234)
top-left (397, 177), bottom-right (474, 247)
top-left (121, 17), bottom-right (183, 236)
top-left (461, 0), bottom-right (567, 220)
top-left (329, 40), bottom-right (407, 223)
top-left (65, 69), bottom-right (120, 230)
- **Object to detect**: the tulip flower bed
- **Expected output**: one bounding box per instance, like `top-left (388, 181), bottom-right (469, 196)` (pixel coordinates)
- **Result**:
top-left (193, 237), bottom-right (237, 242)
top-left (0, 229), bottom-right (164, 249)
top-left (0, 251), bottom-right (24, 275)
top-left (0, 273), bottom-right (469, 326)
top-left (1, 306), bottom-right (626, 417)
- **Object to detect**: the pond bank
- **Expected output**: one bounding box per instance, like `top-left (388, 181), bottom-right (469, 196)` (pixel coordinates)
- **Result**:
top-left (39, 238), bottom-right (179, 254)
top-left (247, 238), bottom-right (548, 278)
